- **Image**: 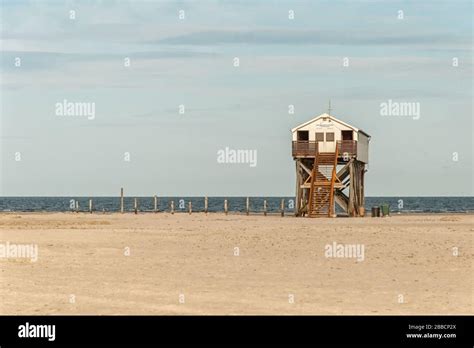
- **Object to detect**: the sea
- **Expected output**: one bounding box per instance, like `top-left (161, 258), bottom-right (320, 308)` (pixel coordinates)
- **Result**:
top-left (0, 197), bottom-right (472, 214)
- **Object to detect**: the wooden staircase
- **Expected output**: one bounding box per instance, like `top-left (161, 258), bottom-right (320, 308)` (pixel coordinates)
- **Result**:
top-left (308, 143), bottom-right (339, 217)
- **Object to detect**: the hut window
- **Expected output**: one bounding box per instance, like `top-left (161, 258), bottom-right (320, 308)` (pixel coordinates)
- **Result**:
top-left (326, 132), bottom-right (335, 142)
top-left (297, 130), bottom-right (309, 141)
top-left (315, 132), bottom-right (324, 142)
top-left (342, 130), bottom-right (353, 141)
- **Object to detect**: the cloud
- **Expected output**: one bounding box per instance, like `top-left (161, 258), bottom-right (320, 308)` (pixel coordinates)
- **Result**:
top-left (156, 29), bottom-right (470, 47)
top-left (0, 49), bottom-right (218, 74)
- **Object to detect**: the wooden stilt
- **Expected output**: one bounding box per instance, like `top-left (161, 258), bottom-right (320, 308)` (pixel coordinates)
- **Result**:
top-left (295, 160), bottom-right (300, 216)
top-left (360, 167), bottom-right (366, 216)
top-left (295, 161), bottom-right (301, 216)
top-left (348, 161), bottom-right (355, 216)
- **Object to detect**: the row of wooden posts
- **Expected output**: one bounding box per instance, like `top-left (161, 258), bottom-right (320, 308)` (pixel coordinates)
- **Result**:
top-left (81, 188), bottom-right (286, 216)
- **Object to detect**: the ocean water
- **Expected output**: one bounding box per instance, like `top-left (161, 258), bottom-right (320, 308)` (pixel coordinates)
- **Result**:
top-left (0, 197), bottom-right (472, 214)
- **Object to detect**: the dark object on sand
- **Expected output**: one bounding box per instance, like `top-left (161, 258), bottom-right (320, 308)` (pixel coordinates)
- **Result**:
top-left (371, 206), bottom-right (380, 217)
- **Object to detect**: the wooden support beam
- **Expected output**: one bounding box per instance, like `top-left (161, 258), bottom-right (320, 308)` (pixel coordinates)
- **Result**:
top-left (334, 190), bottom-right (349, 212)
top-left (295, 161), bottom-right (300, 216)
top-left (301, 182), bottom-right (345, 189)
top-left (361, 166), bottom-right (365, 216)
top-left (348, 161), bottom-right (355, 216)
top-left (299, 161), bottom-right (313, 176)
top-left (336, 159), bottom-right (352, 182)
top-left (295, 160), bottom-right (305, 216)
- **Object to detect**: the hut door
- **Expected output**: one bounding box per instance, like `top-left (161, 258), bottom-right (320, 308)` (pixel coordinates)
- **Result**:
top-left (315, 132), bottom-right (325, 152)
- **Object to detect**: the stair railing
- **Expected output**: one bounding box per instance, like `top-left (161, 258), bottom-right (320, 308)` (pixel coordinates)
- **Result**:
top-left (328, 142), bottom-right (339, 217)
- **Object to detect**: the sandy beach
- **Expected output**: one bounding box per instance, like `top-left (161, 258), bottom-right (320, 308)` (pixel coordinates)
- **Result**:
top-left (0, 212), bottom-right (472, 315)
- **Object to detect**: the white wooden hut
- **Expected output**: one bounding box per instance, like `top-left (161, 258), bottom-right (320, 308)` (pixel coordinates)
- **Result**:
top-left (291, 113), bottom-right (371, 217)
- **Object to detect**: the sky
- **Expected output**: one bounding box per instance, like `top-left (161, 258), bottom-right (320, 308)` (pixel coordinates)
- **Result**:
top-left (0, 0), bottom-right (472, 197)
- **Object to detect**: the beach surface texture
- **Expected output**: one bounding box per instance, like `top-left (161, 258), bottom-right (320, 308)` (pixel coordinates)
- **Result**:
top-left (0, 213), bottom-right (472, 315)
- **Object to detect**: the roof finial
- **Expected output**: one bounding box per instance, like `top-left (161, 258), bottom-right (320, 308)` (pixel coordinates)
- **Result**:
top-left (327, 99), bottom-right (332, 115)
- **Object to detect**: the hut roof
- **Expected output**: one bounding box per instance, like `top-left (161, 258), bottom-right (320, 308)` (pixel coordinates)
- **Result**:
top-left (291, 113), bottom-right (371, 138)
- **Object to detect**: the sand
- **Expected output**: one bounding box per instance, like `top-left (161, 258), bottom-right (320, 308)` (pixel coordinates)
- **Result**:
top-left (0, 212), bottom-right (472, 315)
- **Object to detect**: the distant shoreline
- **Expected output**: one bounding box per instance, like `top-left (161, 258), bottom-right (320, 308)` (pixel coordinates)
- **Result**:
top-left (1, 196), bottom-right (472, 215)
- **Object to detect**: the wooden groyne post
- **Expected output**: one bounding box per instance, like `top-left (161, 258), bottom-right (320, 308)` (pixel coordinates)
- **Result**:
top-left (224, 199), bottom-right (228, 215)
top-left (89, 199), bottom-right (93, 214)
top-left (188, 201), bottom-right (192, 215)
top-left (204, 196), bottom-right (208, 214)
top-left (154, 195), bottom-right (158, 213)
top-left (263, 200), bottom-right (267, 216)
top-left (170, 200), bottom-right (175, 214)
top-left (120, 187), bottom-right (124, 214)
top-left (280, 199), bottom-right (285, 217)
top-left (246, 197), bottom-right (250, 216)
top-left (134, 198), bottom-right (138, 214)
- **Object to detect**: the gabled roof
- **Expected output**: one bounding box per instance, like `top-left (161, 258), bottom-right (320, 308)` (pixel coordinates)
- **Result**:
top-left (291, 113), bottom-right (371, 138)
